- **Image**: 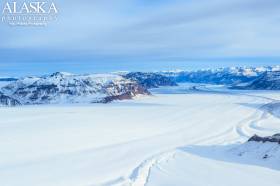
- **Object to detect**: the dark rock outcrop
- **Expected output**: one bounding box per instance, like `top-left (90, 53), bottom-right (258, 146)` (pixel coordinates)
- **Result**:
top-left (248, 134), bottom-right (280, 144)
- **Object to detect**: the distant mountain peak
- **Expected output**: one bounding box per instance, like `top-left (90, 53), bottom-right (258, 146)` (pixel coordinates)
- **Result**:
top-left (49, 72), bottom-right (74, 77)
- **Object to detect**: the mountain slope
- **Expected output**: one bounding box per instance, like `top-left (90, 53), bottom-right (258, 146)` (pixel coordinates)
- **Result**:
top-left (163, 67), bottom-right (264, 85)
top-left (0, 92), bottom-right (21, 106)
top-left (124, 72), bottom-right (177, 89)
top-left (233, 71), bottom-right (280, 90)
top-left (1, 72), bottom-right (149, 105)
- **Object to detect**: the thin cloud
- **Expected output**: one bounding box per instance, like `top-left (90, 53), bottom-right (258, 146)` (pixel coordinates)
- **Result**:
top-left (0, 0), bottom-right (280, 60)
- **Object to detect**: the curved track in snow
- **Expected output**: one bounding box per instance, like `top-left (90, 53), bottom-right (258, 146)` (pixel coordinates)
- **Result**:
top-left (109, 85), bottom-right (280, 186)
top-left (1, 84), bottom-right (280, 186)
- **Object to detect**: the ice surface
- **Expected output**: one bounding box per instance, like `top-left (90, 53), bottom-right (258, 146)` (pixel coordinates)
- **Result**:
top-left (0, 84), bottom-right (280, 186)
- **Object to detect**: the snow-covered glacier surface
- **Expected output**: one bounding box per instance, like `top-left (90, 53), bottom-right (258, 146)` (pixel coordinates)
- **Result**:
top-left (0, 84), bottom-right (280, 186)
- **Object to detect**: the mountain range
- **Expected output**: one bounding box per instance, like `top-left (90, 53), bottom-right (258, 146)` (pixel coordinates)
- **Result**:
top-left (1, 66), bottom-right (280, 106)
top-left (0, 72), bottom-right (150, 106)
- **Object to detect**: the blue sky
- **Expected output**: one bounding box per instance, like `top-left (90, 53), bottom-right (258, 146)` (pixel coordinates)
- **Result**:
top-left (1, 0), bottom-right (280, 76)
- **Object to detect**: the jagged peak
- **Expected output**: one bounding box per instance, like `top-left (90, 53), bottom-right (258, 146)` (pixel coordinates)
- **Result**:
top-left (49, 72), bottom-right (74, 77)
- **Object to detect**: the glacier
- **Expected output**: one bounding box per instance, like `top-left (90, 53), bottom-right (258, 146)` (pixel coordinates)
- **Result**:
top-left (0, 82), bottom-right (280, 186)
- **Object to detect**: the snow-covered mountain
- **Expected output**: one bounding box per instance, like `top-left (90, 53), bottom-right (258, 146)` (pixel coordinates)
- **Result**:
top-left (162, 66), bottom-right (280, 90)
top-left (233, 71), bottom-right (280, 90)
top-left (1, 72), bottom-right (149, 105)
top-left (0, 92), bottom-right (21, 106)
top-left (162, 66), bottom-right (266, 85)
top-left (124, 72), bottom-right (177, 88)
top-left (1, 65), bottom-right (280, 106)
top-left (0, 77), bottom-right (18, 89)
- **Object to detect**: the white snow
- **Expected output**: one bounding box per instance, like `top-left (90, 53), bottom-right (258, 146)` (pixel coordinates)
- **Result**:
top-left (0, 81), bottom-right (11, 88)
top-left (1, 72), bottom-right (141, 104)
top-left (0, 84), bottom-right (280, 186)
top-left (147, 147), bottom-right (280, 186)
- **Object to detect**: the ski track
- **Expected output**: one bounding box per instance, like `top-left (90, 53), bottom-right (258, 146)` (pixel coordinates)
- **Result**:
top-left (102, 86), bottom-right (280, 186)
